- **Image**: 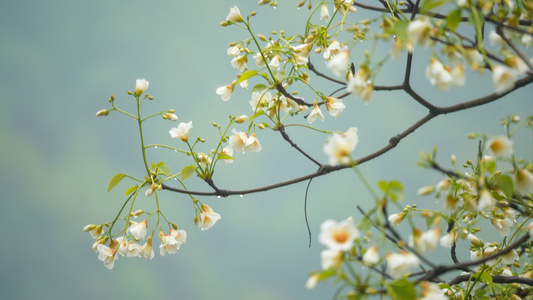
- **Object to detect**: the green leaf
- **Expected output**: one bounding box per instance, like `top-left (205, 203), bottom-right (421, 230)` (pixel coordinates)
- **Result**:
top-left (390, 19), bottom-right (408, 40)
top-left (377, 180), bottom-right (388, 193)
top-left (217, 153), bottom-right (234, 160)
top-left (273, 70), bottom-right (287, 81)
top-left (446, 8), bottom-right (462, 31)
top-left (420, 0), bottom-right (447, 12)
top-left (247, 110), bottom-right (265, 121)
top-left (474, 271), bottom-right (493, 284)
top-left (425, 213), bottom-right (438, 230)
top-left (158, 164), bottom-right (171, 176)
top-left (125, 185), bottom-right (139, 196)
top-left (238, 70), bottom-right (258, 84)
top-left (181, 165), bottom-right (197, 181)
top-left (386, 279), bottom-right (416, 300)
top-left (495, 175), bottom-right (514, 199)
top-left (388, 180), bottom-right (404, 201)
top-left (108, 173), bottom-right (125, 192)
top-left (251, 84), bottom-right (267, 93)
top-left (483, 158), bottom-right (496, 174)
top-left (378, 180), bottom-right (404, 202)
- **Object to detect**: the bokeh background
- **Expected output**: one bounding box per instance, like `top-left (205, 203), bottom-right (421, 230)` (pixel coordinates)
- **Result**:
top-left (1, 1), bottom-right (531, 299)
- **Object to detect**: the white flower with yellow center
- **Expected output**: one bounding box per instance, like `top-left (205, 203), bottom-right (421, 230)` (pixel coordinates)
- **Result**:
top-left (492, 64), bottom-right (516, 95)
top-left (231, 55), bottom-right (247, 72)
top-left (323, 127), bottom-right (359, 165)
top-left (199, 204), bottom-right (222, 231)
top-left (485, 136), bottom-right (513, 159)
top-left (515, 168), bottom-right (533, 195)
top-left (318, 216), bottom-right (359, 251)
top-left (169, 121), bottom-right (193, 142)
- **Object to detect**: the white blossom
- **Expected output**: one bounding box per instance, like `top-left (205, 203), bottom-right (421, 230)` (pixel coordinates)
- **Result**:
top-left (320, 5), bottom-right (330, 21)
top-left (386, 252), bottom-right (420, 279)
top-left (199, 204), bottom-right (222, 231)
top-left (169, 121), bottom-right (193, 142)
top-left (515, 169), bottom-right (533, 195)
top-left (492, 64), bottom-right (516, 95)
top-left (226, 5), bottom-right (243, 23)
top-left (326, 48), bottom-right (350, 77)
top-left (485, 136), bottom-right (513, 159)
top-left (216, 84), bottom-right (234, 101)
top-left (323, 127), bottom-right (359, 165)
top-left (362, 245), bottom-right (380, 266)
top-left (135, 79), bottom-right (149, 96)
top-left (320, 249), bottom-right (343, 270)
top-left (307, 105), bottom-right (325, 124)
top-left (318, 217), bottom-right (359, 251)
top-left (128, 220), bottom-right (148, 240)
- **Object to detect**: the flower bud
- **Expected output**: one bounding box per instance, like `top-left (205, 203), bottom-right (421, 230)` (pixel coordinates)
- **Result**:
top-left (131, 209), bottom-right (144, 216)
top-left (235, 115), bottom-right (248, 123)
top-left (135, 79), bottom-right (149, 96)
top-left (83, 224), bottom-right (96, 232)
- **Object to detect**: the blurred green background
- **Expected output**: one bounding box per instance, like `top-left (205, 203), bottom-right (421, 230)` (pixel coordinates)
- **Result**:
top-left (0, 1), bottom-right (531, 299)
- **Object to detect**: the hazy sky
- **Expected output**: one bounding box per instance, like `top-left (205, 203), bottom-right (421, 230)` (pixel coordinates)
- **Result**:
top-left (1, 1), bottom-right (531, 299)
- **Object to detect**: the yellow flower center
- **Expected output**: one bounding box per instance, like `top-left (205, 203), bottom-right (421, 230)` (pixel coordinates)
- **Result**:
top-left (490, 140), bottom-right (503, 153)
top-left (333, 230), bottom-right (349, 244)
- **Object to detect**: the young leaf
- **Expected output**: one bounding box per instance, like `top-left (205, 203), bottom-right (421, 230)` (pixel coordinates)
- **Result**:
top-left (181, 165), bottom-right (197, 181)
top-left (251, 84), bottom-right (268, 93)
top-left (388, 180), bottom-right (404, 201)
top-left (425, 214), bottom-right (438, 230)
top-left (158, 164), bottom-right (171, 176)
top-left (238, 70), bottom-right (258, 84)
top-left (420, 0), bottom-right (447, 12)
top-left (108, 173), bottom-right (126, 192)
top-left (217, 153), bottom-right (234, 160)
top-left (386, 279), bottom-right (416, 300)
top-left (495, 175), bottom-right (514, 199)
top-left (247, 110), bottom-right (265, 121)
top-left (125, 185), bottom-right (139, 196)
top-left (446, 8), bottom-right (462, 32)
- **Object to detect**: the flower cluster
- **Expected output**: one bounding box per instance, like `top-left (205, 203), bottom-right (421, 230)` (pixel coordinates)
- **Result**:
top-left (306, 217), bottom-right (359, 289)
